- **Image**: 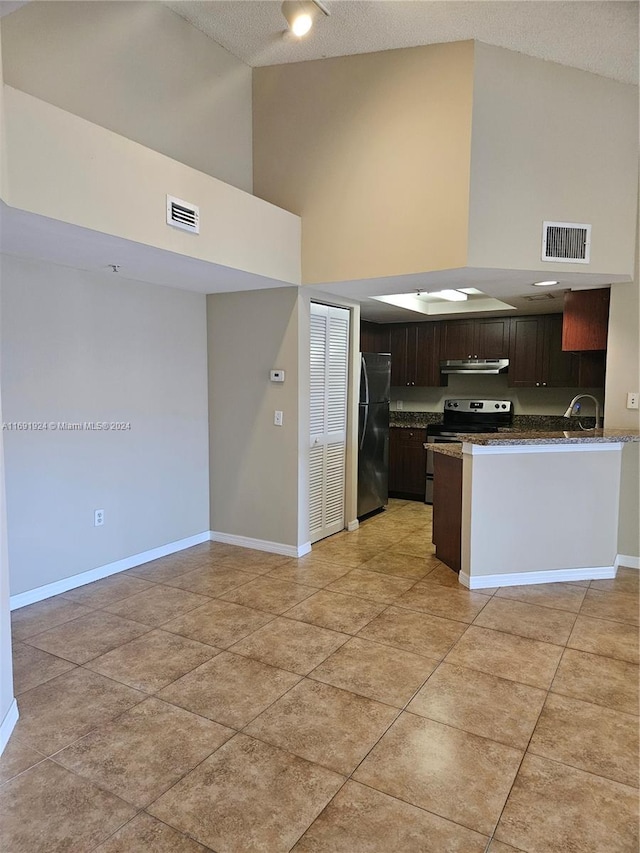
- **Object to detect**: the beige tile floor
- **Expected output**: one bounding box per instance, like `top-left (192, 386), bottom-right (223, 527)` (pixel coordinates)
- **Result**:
top-left (1, 499), bottom-right (639, 852)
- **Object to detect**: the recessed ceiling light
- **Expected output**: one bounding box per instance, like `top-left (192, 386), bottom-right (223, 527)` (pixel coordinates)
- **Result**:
top-left (431, 289), bottom-right (468, 302)
top-left (532, 280), bottom-right (559, 287)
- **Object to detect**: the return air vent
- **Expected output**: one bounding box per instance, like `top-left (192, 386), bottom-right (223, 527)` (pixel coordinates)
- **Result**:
top-left (542, 221), bottom-right (591, 263)
top-left (524, 292), bottom-right (558, 302)
top-left (166, 195), bottom-right (200, 234)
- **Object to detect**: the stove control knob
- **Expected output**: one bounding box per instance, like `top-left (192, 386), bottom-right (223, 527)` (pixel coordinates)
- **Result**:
top-left (453, 402), bottom-right (458, 408)
top-left (502, 404), bottom-right (507, 409)
top-left (495, 403), bottom-right (499, 409)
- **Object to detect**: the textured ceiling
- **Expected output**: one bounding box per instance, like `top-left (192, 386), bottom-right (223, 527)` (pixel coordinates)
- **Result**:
top-left (165, 0), bottom-right (638, 84)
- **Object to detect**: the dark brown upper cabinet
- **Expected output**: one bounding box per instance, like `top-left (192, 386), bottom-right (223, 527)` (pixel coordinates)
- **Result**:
top-left (360, 321), bottom-right (390, 354)
top-left (509, 314), bottom-right (577, 387)
top-left (388, 323), bottom-right (444, 388)
top-left (562, 288), bottom-right (610, 351)
top-left (440, 317), bottom-right (511, 360)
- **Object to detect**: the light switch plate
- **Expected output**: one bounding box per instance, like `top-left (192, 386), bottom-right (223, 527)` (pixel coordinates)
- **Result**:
top-left (274, 410), bottom-right (283, 426)
top-left (396, 401), bottom-right (403, 410)
top-left (627, 392), bottom-right (639, 410)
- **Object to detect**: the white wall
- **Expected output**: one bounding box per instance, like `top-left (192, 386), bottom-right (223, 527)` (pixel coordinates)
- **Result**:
top-left (604, 219), bottom-right (639, 560)
top-left (254, 42), bottom-right (475, 284)
top-left (463, 446), bottom-right (622, 579)
top-left (1, 255), bottom-right (210, 596)
top-left (0, 18), bottom-right (16, 754)
top-left (208, 287), bottom-right (308, 550)
top-left (2, 86), bottom-right (301, 286)
top-left (468, 43), bottom-right (638, 277)
top-left (605, 291), bottom-right (639, 430)
top-left (1, 1), bottom-right (253, 193)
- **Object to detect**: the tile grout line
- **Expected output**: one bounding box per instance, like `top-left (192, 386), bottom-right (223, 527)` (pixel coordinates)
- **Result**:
top-left (8, 510), bottom-right (637, 852)
top-left (482, 621), bottom-right (571, 850)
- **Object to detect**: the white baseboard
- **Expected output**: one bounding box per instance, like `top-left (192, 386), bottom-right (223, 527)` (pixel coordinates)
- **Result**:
top-left (615, 554), bottom-right (640, 570)
top-left (210, 531), bottom-right (311, 559)
top-left (0, 699), bottom-right (19, 757)
top-left (9, 531), bottom-right (211, 611)
top-left (459, 565), bottom-right (616, 589)
top-left (347, 519), bottom-right (360, 532)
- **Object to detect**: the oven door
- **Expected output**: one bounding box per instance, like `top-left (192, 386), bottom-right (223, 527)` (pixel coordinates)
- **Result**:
top-left (425, 433), bottom-right (463, 504)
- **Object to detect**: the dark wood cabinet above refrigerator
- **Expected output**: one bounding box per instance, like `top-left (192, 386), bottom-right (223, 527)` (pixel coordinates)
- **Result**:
top-left (360, 320), bottom-right (390, 354)
top-left (388, 323), bottom-right (444, 388)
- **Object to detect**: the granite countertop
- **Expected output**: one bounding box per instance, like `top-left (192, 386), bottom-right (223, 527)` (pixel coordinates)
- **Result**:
top-left (424, 442), bottom-right (463, 458)
top-left (457, 429), bottom-right (640, 446)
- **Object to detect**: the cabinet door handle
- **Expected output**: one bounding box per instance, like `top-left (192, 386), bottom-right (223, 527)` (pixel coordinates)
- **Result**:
top-left (536, 382), bottom-right (540, 386)
top-left (542, 382), bottom-right (547, 386)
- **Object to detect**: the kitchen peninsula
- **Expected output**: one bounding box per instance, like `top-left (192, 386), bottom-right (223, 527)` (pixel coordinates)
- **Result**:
top-left (429, 430), bottom-right (640, 589)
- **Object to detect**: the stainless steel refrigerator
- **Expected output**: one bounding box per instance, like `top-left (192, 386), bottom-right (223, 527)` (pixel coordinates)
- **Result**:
top-left (357, 352), bottom-right (391, 517)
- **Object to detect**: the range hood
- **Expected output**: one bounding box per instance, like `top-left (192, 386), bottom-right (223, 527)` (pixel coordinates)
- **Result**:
top-left (440, 359), bottom-right (509, 375)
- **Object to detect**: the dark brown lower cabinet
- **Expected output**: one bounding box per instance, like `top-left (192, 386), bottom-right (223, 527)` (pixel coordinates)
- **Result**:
top-left (432, 452), bottom-right (462, 573)
top-left (388, 427), bottom-right (427, 500)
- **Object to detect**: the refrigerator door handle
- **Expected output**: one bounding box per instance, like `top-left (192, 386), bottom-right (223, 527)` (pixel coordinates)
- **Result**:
top-left (358, 354), bottom-right (370, 450)
top-left (361, 354), bottom-right (370, 406)
top-left (359, 404), bottom-right (369, 451)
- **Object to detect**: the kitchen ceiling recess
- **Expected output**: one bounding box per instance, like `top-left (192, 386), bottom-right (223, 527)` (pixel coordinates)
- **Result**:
top-left (281, 0), bottom-right (330, 37)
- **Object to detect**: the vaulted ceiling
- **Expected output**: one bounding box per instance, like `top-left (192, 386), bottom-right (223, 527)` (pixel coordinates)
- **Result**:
top-left (166, 0), bottom-right (638, 84)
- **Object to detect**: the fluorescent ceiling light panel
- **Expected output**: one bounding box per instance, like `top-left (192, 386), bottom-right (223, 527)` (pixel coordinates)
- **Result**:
top-left (532, 280), bottom-right (559, 286)
top-left (457, 287), bottom-right (484, 295)
top-left (372, 292), bottom-right (516, 316)
top-left (430, 289), bottom-right (468, 301)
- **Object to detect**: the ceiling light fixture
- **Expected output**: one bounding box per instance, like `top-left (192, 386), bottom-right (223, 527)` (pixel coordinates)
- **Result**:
top-left (532, 280), bottom-right (559, 287)
top-left (431, 289), bottom-right (468, 302)
top-left (281, 0), bottom-right (330, 37)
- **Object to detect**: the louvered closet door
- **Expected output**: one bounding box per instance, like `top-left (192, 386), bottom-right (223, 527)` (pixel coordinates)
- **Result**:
top-left (309, 303), bottom-right (350, 543)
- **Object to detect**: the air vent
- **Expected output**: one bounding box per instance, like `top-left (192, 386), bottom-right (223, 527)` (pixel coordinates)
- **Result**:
top-left (166, 195), bottom-right (199, 234)
top-left (524, 292), bottom-right (557, 302)
top-left (542, 221), bottom-right (590, 263)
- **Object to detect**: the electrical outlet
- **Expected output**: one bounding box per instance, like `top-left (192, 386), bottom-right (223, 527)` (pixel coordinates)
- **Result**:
top-left (94, 509), bottom-right (104, 527)
top-left (627, 392), bottom-right (639, 410)
top-left (274, 410), bottom-right (283, 426)
top-left (396, 401), bottom-right (404, 410)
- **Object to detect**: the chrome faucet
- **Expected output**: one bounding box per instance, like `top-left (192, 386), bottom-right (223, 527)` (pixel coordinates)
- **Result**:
top-left (563, 394), bottom-right (602, 429)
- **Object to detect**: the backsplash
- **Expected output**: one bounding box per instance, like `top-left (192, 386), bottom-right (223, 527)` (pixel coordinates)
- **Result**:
top-left (390, 373), bottom-right (604, 417)
top-left (511, 414), bottom-right (596, 431)
top-left (390, 412), bottom-right (442, 428)
top-left (390, 412), bottom-right (597, 430)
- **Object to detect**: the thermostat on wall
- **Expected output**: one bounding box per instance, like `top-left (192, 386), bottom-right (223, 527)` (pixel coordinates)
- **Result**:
top-left (270, 369), bottom-right (285, 382)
